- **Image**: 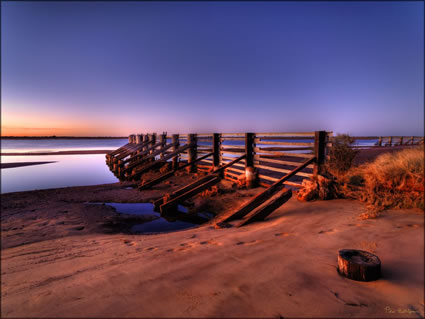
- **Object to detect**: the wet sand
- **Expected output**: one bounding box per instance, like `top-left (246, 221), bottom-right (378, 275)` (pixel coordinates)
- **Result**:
top-left (1, 162), bottom-right (57, 169)
top-left (1, 149), bottom-right (111, 169)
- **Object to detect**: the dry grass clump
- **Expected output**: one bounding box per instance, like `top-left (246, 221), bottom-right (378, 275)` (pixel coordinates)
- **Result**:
top-left (326, 134), bottom-right (358, 175)
top-left (341, 146), bottom-right (424, 215)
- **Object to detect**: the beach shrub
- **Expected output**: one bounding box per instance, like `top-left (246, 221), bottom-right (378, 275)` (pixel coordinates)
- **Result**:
top-left (341, 146), bottom-right (424, 215)
top-left (326, 134), bottom-right (358, 175)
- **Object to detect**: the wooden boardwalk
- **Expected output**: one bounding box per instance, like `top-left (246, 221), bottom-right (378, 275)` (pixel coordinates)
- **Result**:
top-left (106, 132), bottom-right (423, 226)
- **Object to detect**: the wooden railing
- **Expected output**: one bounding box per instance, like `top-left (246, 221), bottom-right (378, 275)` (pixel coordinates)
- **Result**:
top-left (107, 131), bottom-right (334, 188)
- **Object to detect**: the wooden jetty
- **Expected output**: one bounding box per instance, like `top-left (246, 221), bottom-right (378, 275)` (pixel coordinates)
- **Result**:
top-left (106, 132), bottom-right (423, 227)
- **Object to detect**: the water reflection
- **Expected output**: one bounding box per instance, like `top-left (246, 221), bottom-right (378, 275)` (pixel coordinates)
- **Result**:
top-left (1, 154), bottom-right (118, 194)
top-left (91, 202), bottom-right (208, 234)
top-left (1, 139), bottom-right (128, 153)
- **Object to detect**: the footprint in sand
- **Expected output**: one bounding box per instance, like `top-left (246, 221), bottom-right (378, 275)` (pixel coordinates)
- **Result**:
top-left (199, 240), bottom-right (221, 246)
top-left (235, 239), bottom-right (261, 246)
top-left (407, 224), bottom-right (420, 228)
top-left (318, 229), bottom-right (334, 234)
top-left (275, 232), bottom-right (290, 237)
top-left (122, 239), bottom-right (136, 246)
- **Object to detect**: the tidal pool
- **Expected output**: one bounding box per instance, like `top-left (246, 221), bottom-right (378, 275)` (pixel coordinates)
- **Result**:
top-left (91, 202), bottom-right (214, 234)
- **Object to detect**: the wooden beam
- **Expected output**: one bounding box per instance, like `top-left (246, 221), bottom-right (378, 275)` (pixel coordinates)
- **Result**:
top-left (213, 133), bottom-right (221, 168)
top-left (172, 134), bottom-right (179, 170)
top-left (129, 144), bottom-right (192, 180)
top-left (160, 176), bottom-right (220, 213)
top-left (121, 141), bottom-right (167, 172)
top-left (139, 152), bottom-right (213, 190)
top-left (153, 174), bottom-right (217, 210)
top-left (237, 188), bottom-right (292, 227)
top-left (188, 134), bottom-right (197, 173)
top-left (313, 131), bottom-right (327, 179)
top-left (218, 157), bottom-right (315, 223)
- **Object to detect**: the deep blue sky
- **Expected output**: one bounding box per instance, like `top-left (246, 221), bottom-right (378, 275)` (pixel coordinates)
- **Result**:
top-left (2, 1), bottom-right (423, 136)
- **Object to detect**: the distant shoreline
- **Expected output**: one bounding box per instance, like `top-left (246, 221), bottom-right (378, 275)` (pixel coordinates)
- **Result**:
top-left (1, 161), bottom-right (57, 169)
top-left (1, 150), bottom-right (111, 156)
top-left (1, 136), bottom-right (127, 139)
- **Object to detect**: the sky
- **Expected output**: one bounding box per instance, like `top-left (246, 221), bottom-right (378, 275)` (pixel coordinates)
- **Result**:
top-left (1, 1), bottom-right (424, 137)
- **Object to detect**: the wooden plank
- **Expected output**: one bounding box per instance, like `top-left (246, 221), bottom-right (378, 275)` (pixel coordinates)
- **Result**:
top-left (153, 174), bottom-right (217, 209)
top-left (218, 157), bottom-right (315, 223)
top-left (237, 189), bottom-right (292, 227)
top-left (253, 155), bottom-right (314, 168)
top-left (108, 143), bottom-right (131, 157)
top-left (256, 164), bottom-right (313, 178)
top-left (160, 176), bottom-right (220, 213)
top-left (256, 136), bottom-right (314, 141)
top-left (221, 145), bottom-right (245, 150)
top-left (254, 146), bottom-right (313, 152)
top-left (254, 150), bottom-right (314, 158)
top-left (221, 133), bottom-right (246, 137)
top-left (199, 158), bottom-right (213, 164)
top-left (121, 141), bottom-right (163, 165)
top-left (255, 132), bottom-right (315, 137)
top-left (220, 160), bottom-right (245, 169)
top-left (221, 137), bottom-right (245, 141)
top-left (225, 166), bottom-right (245, 175)
top-left (129, 144), bottom-right (192, 180)
top-left (122, 142), bottom-right (176, 173)
top-left (212, 155), bottom-right (246, 174)
top-left (138, 152), bottom-right (213, 190)
top-left (254, 139), bottom-right (314, 146)
top-left (258, 174), bottom-right (278, 182)
top-left (221, 155), bottom-right (246, 162)
top-left (220, 151), bottom-right (245, 156)
top-left (282, 180), bottom-right (303, 188)
top-left (114, 142), bottom-right (146, 161)
top-left (223, 171), bottom-right (241, 179)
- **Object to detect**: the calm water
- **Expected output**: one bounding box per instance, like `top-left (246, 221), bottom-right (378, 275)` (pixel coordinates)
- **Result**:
top-left (1, 139), bottom-right (126, 193)
top-left (1, 154), bottom-right (119, 194)
top-left (0, 137), bottom-right (378, 194)
top-left (1, 138), bottom-right (128, 153)
top-left (89, 202), bottom-right (213, 234)
top-left (103, 203), bottom-right (196, 233)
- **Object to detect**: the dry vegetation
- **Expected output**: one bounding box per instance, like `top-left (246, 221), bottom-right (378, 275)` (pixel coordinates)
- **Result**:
top-left (341, 145), bottom-right (424, 216)
top-left (298, 135), bottom-right (424, 218)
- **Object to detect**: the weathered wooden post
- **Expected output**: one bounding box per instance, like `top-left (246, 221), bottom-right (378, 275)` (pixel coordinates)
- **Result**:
top-left (128, 135), bottom-right (133, 144)
top-left (245, 132), bottom-right (258, 188)
top-left (143, 134), bottom-right (149, 152)
top-left (149, 133), bottom-right (157, 162)
top-left (388, 136), bottom-right (392, 147)
top-left (411, 136), bottom-right (414, 145)
top-left (378, 136), bottom-right (382, 147)
top-left (313, 131), bottom-right (327, 180)
top-left (213, 133), bottom-right (221, 170)
top-left (187, 134), bottom-right (198, 173)
top-left (136, 134), bottom-right (143, 154)
top-left (399, 136), bottom-right (403, 146)
top-left (160, 133), bottom-right (167, 160)
top-left (172, 134), bottom-right (180, 170)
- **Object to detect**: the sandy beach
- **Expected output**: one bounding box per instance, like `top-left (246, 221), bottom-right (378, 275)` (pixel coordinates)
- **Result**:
top-left (1, 160), bottom-right (424, 317)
